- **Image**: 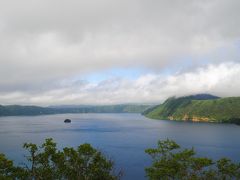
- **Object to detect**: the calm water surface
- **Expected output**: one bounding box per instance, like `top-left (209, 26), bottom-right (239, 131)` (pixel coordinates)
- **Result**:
top-left (0, 113), bottom-right (240, 179)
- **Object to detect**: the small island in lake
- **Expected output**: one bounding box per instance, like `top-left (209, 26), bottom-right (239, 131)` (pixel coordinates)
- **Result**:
top-left (64, 119), bottom-right (71, 123)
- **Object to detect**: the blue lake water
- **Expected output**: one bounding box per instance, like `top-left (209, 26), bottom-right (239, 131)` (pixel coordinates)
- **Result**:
top-left (0, 113), bottom-right (240, 179)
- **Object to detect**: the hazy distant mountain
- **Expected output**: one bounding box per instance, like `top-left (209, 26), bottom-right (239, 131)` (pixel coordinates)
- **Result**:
top-left (181, 94), bottom-right (220, 100)
top-left (143, 94), bottom-right (240, 124)
top-left (0, 104), bottom-right (151, 116)
top-left (0, 105), bottom-right (55, 116)
top-left (49, 104), bottom-right (151, 113)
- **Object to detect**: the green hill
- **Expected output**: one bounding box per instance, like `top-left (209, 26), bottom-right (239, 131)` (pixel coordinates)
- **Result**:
top-left (143, 94), bottom-right (240, 124)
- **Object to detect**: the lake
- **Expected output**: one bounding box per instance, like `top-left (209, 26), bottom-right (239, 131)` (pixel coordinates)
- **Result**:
top-left (0, 113), bottom-right (240, 179)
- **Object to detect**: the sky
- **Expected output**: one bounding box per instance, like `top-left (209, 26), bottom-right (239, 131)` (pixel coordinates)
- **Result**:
top-left (0, 0), bottom-right (240, 106)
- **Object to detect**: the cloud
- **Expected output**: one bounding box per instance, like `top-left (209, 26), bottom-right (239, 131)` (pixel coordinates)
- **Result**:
top-left (1, 62), bottom-right (240, 105)
top-left (0, 0), bottom-right (240, 104)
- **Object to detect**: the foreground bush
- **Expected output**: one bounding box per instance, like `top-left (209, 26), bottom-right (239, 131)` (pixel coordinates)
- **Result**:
top-left (0, 138), bottom-right (121, 180)
top-left (2, 138), bottom-right (240, 179)
top-left (145, 139), bottom-right (240, 180)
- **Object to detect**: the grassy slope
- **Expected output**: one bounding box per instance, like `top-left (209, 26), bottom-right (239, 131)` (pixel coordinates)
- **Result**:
top-left (144, 97), bottom-right (240, 123)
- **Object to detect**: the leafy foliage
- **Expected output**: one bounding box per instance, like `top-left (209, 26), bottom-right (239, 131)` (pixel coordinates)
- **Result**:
top-left (2, 138), bottom-right (240, 179)
top-left (0, 139), bottom-right (121, 180)
top-left (145, 139), bottom-right (240, 180)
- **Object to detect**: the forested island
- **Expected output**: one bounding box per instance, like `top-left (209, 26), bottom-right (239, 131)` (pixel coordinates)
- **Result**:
top-left (144, 94), bottom-right (240, 124)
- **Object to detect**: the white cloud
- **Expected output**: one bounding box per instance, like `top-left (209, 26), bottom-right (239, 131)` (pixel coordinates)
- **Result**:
top-left (0, 0), bottom-right (240, 104)
top-left (1, 63), bottom-right (240, 105)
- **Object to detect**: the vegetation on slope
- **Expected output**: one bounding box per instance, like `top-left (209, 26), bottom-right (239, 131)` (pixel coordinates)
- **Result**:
top-left (144, 94), bottom-right (240, 124)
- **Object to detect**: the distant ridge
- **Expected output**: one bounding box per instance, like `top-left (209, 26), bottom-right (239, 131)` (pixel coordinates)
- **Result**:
top-left (0, 105), bottom-right (54, 116)
top-left (180, 94), bottom-right (220, 100)
top-left (143, 94), bottom-right (240, 124)
top-left (0, 104), bottom-right (151, 116)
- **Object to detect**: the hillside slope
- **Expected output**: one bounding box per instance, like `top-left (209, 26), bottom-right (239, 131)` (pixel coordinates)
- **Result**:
top-left (143, 94), bottom-right (240, 124)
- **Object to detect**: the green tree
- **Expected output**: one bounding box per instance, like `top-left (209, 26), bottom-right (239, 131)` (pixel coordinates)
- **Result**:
top-left (145, 139), bottom-right (240, 180)
top-left (0, 153), bottom-right (15, 179)
top-left (0, 153), bottom-right (27, 180)
top-left (0, 138), bottom-right (121, 180)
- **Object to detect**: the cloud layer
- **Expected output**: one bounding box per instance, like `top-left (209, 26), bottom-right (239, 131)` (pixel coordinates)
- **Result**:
top-left (0, 0), bottom-right (240, 105)
top-left (1, 62), bottom-right (240, 105)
